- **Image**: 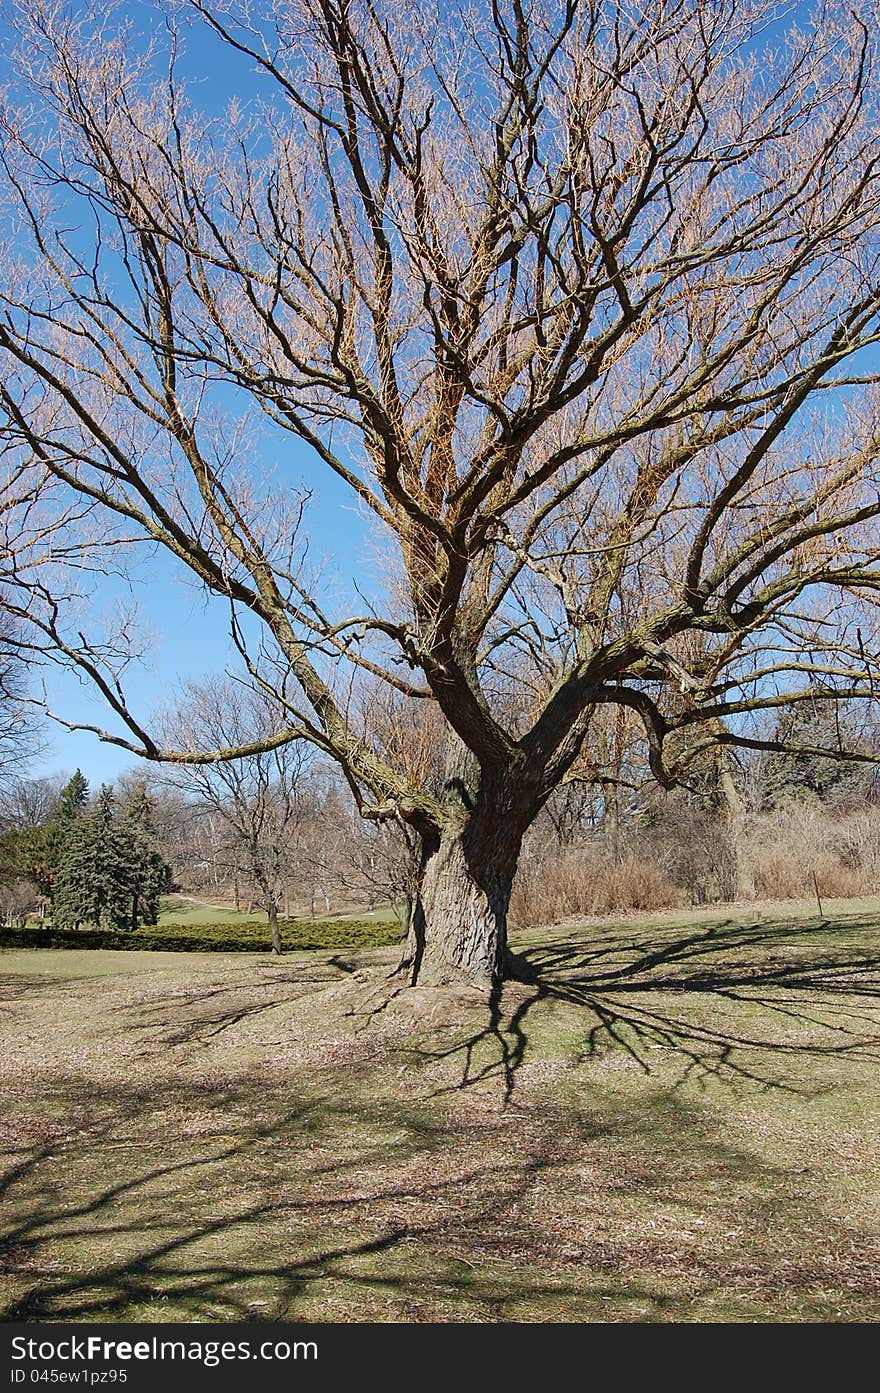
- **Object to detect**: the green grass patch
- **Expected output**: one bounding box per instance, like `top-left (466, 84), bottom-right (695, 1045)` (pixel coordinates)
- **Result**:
top-left (157, 898), bottom-right (270, 925)
top-left (157, 899), bottom-right (398, 927)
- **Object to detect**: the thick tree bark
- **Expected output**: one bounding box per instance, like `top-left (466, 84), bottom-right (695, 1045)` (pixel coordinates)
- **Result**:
top-left (398, 821), bottom-right (522, 993)
top-left (396, 727), bottom-right (530, 993)
top-left (397, 895), bottom-right (414, 942)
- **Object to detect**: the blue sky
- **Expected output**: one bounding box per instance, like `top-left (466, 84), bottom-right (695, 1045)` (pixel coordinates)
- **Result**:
top-left (7, 4), bottom-right (382, 786)
top-left (31, 470), bottom-right (376, 785)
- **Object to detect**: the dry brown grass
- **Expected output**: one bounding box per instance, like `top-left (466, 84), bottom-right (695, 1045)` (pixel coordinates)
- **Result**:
top-left (513, 799), bottom-right (880, 923)
top-left (3, 898), bottom-right (880, 1323)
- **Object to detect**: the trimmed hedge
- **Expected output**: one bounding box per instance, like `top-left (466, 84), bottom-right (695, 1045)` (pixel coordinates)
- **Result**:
top-left (0, 917), bottom-right (402, 954)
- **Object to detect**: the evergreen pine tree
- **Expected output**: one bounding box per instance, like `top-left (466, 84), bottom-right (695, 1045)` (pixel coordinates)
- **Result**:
top-left (96, 786), bottom-right (140, 933)
top-left (52, 783), bottom-right (171, 932)
top-left (52, 794), bottom-right (106, 930)
top-left (119, 783), bottom-right (171, 930)
top-left (25, 769), bottom-right (89, 899)
top-left (57, 771), bottom-right (89, 823)
top-left (761, 696), bottom-right (861, 806)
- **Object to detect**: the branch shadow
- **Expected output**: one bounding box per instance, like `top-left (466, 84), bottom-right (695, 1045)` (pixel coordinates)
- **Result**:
top-left (0, 1072), bottom-right (618, 1321)
top-left (425, 909), bottom-right (880, 1101)
top-left (4, 911), bottom-right (880, 1322)
top-left (3, 1066), bottom-right (879, 1323)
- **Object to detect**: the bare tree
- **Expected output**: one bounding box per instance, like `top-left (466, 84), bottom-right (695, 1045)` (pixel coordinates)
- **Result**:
top-left (0, 771), bottom-right (64, 832)
top-left (1, 0), bottom-right (880, 993)
top-left (161, 679), bottom-right (312, 952)
top-left (0, 603), bottom-right (45, 784)
top-left (307, 774), bottom-right (422, 927)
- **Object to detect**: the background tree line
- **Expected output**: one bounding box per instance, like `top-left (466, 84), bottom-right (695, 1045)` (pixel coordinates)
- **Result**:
top-left (3, 678), bottom-right (879, 943)
top-left (0, 769), bottom-right (172, 932)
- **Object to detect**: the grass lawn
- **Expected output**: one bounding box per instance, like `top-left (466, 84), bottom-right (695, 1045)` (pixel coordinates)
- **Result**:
top-left (156, 897), bottom-right (399, 927)
top-left (2, 895), bottom-right (880, 1322)
top-left (157, 897), bottom-right (269, 926)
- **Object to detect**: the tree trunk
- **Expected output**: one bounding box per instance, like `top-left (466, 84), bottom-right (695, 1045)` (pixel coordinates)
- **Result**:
top-left (717, 756), bottom-right (755, 901)
top-left (397, 895), bottom-right (414, 942)
top-left (267, 901), bottom-right (281, 955)
top-left (399, 824), bottom-right (521, 994)
top-left (601, 780), bottom-right (621, 865)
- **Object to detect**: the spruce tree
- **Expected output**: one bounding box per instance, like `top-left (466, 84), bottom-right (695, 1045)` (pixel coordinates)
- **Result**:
top-left (119, 783), bottom-right (171, 931)
top-left (52, 792), bottom-right (106, 930)
top-left (53, 783), bottom-right (171, 932)
top-left (761, 697), bottom-right (862, 806)
top-left (56, 771), bottom-right (89, 823)
top-left (23, 769), bottom-right (89, 900)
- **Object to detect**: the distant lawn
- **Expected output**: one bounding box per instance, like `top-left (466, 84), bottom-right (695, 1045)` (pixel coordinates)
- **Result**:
top-left (2, 894), bottom-right (880, 1322)
top-left (157, 896), bottom-right (399, 927)
top-left (157, 897), bottom-right (269, 926)
top-left (4, 899), bottom-right (402, 954)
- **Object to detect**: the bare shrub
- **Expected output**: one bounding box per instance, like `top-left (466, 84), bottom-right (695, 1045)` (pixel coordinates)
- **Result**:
top-left (637, 807), bottom-right (739, 906)
top-left (812, 857), bottom-right (862, 899)
top-left (512, 792), bottom-right (880, 931)
top-left (833, 808), bottom-right (880, 890)
top-left (748, 796), bottom-right (874, 902)
top-left (510, 851), bottom-right (678, 928)
top-left (0, 878), bottom-right (39, 929)
top-left (599, 861), bottom-right (681, 914)
top-left (753, 853), bottom-right (860, 901)
top-left (752, 854), bottom-right (807, 901)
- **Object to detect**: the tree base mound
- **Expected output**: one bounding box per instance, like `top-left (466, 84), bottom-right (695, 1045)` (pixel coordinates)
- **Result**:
top-left (329, 971), bottom-right (492, 1031)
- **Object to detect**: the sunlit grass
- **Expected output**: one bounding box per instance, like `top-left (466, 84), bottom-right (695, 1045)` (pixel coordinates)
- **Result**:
top-left (2, 894), bottom-right (879, 1322)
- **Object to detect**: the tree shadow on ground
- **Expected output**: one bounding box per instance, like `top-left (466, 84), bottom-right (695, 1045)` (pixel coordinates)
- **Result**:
top-left (429, 910), bottom-right (880, 1101)
top-left (2, 1068), bottom-right (880, 1323)
top-left (3, 910), bottom-right (880, 1321)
